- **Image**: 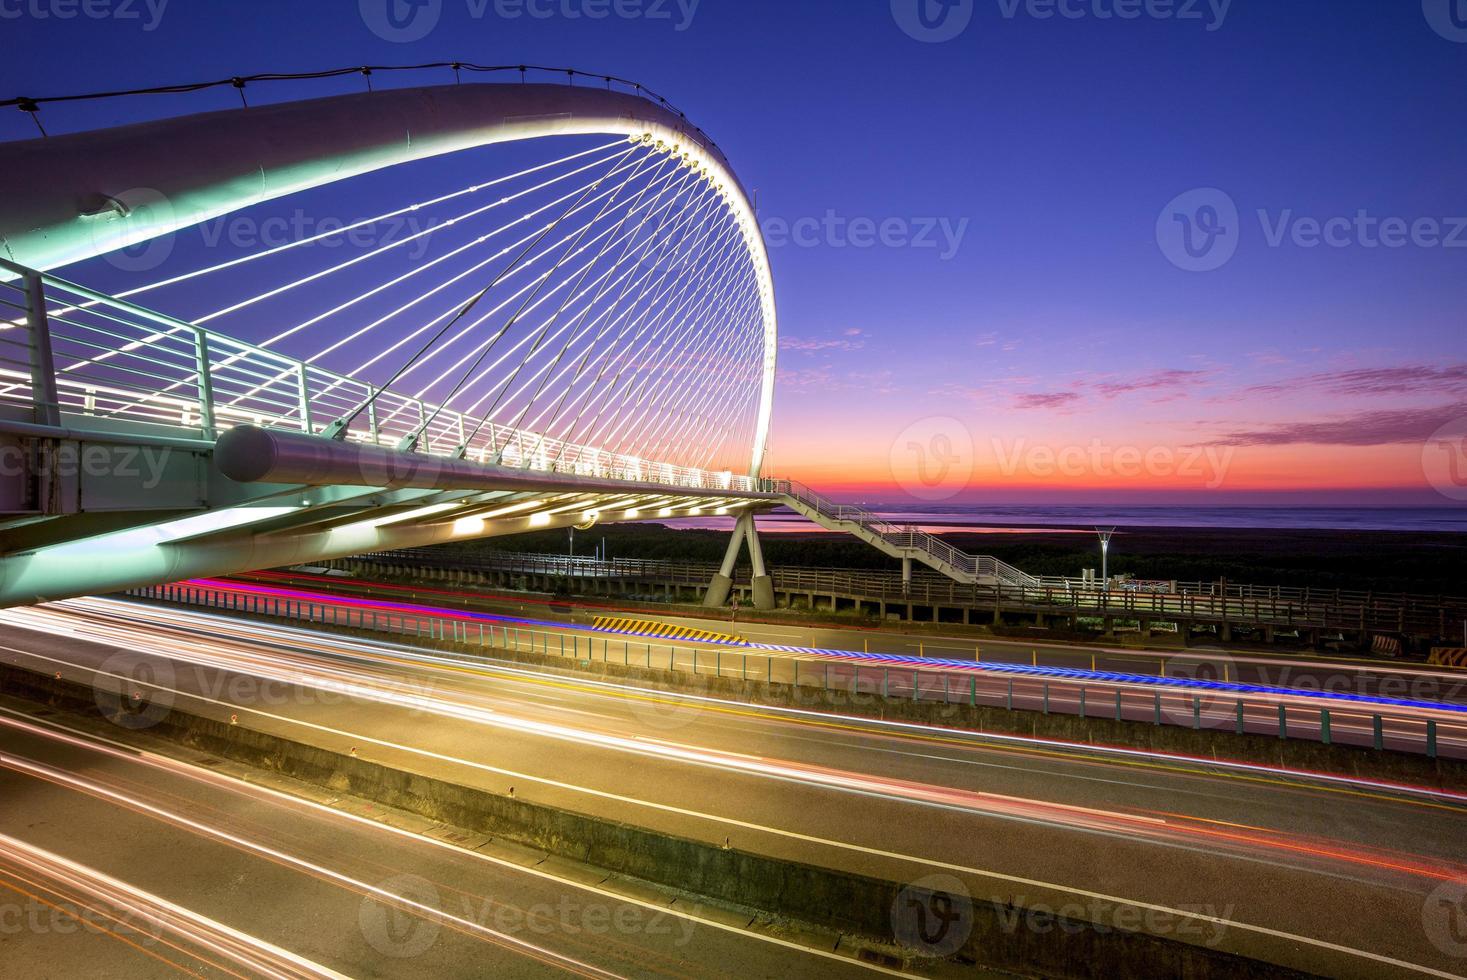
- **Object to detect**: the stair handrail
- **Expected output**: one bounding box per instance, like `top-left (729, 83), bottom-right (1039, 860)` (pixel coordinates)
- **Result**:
top-left (773, 480), bottom-right (1038, 586)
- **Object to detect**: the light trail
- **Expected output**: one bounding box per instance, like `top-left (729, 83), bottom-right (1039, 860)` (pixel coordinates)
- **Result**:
top-left (0, 752), bottom-right (630, 980)
top-left (0, 833), bottom-right (349, 980)
top-left (15, 595), bottom-right (1467, 806)
top-left (4, 598), bottom-right (1465, 976)
top-left (188, 575), bottom-right (1467, 718)
top-left (5, 599), bottom-right (1465, 886)
top-left (0, 711), bottom-right (913, 979)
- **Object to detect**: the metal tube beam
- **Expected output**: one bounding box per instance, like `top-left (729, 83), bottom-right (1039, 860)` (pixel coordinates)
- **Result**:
top-left (214, 425), bottom-right (779, 501)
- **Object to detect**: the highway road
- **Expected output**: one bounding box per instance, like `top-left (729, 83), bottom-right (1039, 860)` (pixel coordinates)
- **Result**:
top-left (252, 568), bottom-right (1467, 706)
top-left (194, 572), bottom-right (1467, 758)
top-left (3, 597), bottom-right (1467, 977)
top-left (0, 693), bottom-right (891, 978)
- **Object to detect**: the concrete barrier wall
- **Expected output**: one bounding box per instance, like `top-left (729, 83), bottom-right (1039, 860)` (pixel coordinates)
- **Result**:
top-left (0, 661), bottom-right (1311, 979)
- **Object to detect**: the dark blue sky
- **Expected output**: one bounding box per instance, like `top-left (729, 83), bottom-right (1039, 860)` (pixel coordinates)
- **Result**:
top-left (3, 1), bottom-right (1464, 502)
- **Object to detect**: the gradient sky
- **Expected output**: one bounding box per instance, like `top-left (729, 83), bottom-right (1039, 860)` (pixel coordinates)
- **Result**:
top-left (3, 0), bottom-right (1464, 506)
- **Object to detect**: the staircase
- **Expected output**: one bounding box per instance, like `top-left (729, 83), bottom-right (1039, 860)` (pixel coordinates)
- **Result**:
top-left (770, 480), bottom-right (1038, 588)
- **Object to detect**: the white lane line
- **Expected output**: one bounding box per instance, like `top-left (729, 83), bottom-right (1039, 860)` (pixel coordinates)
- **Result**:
top-left (3, 644), bottom-right (1457, 978)
top-left (0, 710), bottom-right (911, 978)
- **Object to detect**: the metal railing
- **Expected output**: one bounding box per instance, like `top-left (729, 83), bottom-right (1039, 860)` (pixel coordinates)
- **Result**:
top-left (133, 581), bottom-right (1467, 760)
top-left (770, 479), bottom-right (1038, 587)
top-left (0, 258), bottom-right (755, 494)
top-left (354, 548), bottom-right (1467, 637)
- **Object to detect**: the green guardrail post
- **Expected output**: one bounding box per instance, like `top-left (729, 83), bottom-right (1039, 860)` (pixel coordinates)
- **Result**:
top-left (1115, 690), bottom-right (1122, 722)
top-left (884, 669), bottom-right (889, 699)
top-left (1192, 696), bottom-right (1201, 730)
top-left (1153, 692), bottom-right (1161, 725)
top-left (1278, 704), bottom-right (1287, 740)
top-left (1373, 715), bottom-right (1383, 751)
top-left (1042, 682), bottom-right (1049, 715)
top-left (970, 675), bottom-right (976, 707)
top-left (1320, 708), bottom-right (1331, 745)
top-left (1428, 719), bottom-right (1438, 759)
top-left (1235, 699), bottom-right (1244, 734)
top-left (1079, 687), bottom-right (1086, 719)
top-left (913, 671), bottom-right (920, 702)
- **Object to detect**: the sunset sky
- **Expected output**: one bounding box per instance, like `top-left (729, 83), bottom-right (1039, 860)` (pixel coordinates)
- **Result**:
top-left (4, 1), bottom-right (1464, 506)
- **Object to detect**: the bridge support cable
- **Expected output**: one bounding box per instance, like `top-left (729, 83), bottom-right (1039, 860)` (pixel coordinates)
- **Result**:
top-left (230, 140), bottom-right (654, 428)
top-left (320, 143), bottom-right (643, 440)
top-left (546, 186), bottom-right (737, 451)
top-left (315, 147), bottom-right (665, 408)
top-left (569, 214), bottom-right (750, 457)
top-left (457, 175), bottom-right (745, 460)
top-left (620, 287), bottom-right (764, 469)
top-left (62, 143), bottom-right (647, 428)
top-left (4, 142), bottom-right (627, 406)
top-left (628, 268), bottom-right (765, 465)
top-left (439, 155), bottom-right (694, 441)
top-left (642, 310), bottom-right (766, 471)
top-left (500, 159), bottom-right (713, 464)
top-left (377, 161), bottom-right (702, 449)
top-left (401, 147), bottom-right (667, 450)
top-left (512, 169), bottom-right (725, 457)
top-left (488, 169), bottom-right (730, 454)
top-left (337, 148), bottom-right (685, 414)
top-left (589, 238), bottom-right (757, 463)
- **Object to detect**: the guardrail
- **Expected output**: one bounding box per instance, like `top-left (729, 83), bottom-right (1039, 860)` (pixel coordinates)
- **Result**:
top-left (356, 548), bottom-right (1467, 637)
top-left (0, 258), bottom-right (753, 495)
top-left (132, 580), bottom-right (1466, 761)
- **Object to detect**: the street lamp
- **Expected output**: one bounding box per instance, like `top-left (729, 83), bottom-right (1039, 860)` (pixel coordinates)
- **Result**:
top-left (1095, 527), bottom-right (1115, 592)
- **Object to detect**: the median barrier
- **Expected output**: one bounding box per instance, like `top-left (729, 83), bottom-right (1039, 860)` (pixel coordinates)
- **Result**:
top-left (0, 661), bottom-right (1315, 979)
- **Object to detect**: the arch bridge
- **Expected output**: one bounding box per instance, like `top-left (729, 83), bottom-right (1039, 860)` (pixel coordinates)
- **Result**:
top-left (0, 67), bottom-right (1031, 609)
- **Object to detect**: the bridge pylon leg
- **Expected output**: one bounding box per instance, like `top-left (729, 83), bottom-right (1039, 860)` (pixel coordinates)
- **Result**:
top-left (702, 511), bottom-right (775, 610)
top-left (702, 514), bottom-right (745, 608)
top-left (743, 511), bottom-right (775, 611)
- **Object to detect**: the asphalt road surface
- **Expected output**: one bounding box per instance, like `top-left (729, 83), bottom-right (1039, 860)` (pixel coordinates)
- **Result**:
top-left (3, 597), bottom-right (1467, 978)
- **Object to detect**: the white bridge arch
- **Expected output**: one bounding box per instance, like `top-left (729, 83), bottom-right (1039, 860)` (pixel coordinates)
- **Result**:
top-left (0, 81), bottom-right (777, 477)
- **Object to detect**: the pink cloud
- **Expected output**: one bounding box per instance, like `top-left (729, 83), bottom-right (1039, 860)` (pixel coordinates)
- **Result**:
top-left (1208, 403), bottom-right (1465, 446)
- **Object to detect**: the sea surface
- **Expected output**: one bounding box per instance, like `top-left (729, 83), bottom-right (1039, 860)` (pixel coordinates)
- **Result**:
top-left (672, 506), bottom-right (1467, 534)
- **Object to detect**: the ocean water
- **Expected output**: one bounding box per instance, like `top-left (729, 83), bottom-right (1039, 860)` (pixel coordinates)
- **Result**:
top-left (674, 507), bottom-right (1467, 534)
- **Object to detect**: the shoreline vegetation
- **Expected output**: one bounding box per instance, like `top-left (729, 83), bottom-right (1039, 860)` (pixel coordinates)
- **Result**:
top-left (465, 521), bottom-right (1467, 599)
